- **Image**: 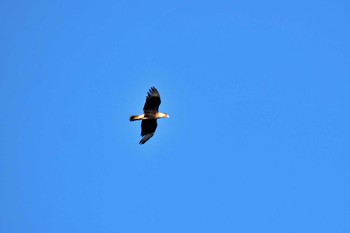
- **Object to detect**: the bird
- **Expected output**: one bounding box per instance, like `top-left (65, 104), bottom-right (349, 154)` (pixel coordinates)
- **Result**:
top-left (130, 87), bottom-right (169, 144)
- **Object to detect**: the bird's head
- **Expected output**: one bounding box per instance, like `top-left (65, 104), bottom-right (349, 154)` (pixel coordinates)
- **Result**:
top-left (156, 112), bottom-right (170, 119)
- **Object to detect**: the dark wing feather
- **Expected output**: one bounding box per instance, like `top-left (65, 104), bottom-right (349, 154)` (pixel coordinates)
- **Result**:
top-left (141, 119), bottom-right (157, 136)
top-left (143, 86), bottom-right (161, 112)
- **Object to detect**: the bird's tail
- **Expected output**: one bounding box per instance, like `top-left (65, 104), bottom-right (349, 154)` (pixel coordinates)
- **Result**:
top-left (129, 115), bottom-right (144, 121)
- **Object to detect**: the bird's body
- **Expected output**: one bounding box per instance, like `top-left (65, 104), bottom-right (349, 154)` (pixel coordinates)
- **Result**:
top-left (130, 87), bottom-right (169, 144)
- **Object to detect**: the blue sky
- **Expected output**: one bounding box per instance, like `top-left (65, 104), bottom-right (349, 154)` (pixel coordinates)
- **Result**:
top-left (1, 0), bottom-right (350, 232)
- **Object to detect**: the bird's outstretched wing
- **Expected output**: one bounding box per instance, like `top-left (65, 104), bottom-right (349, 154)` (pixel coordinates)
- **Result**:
top-left (139, 119), bottom-right (157, 144)
top-left (143, 87), bottom-right (161, 112)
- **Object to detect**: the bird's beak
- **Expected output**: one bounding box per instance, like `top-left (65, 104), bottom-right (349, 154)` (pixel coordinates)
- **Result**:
top-left (166, 114), bottom-right (170, 118)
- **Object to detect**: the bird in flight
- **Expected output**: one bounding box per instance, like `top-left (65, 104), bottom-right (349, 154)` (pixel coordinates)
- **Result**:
top-left (130, 87), bottom-right (169, 144)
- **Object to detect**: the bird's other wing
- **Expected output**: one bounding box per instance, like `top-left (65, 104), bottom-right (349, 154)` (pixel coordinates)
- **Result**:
top-left (140, 119), bottom-right (157, 144)
top-left (143, 86), bottom-right (161, 112)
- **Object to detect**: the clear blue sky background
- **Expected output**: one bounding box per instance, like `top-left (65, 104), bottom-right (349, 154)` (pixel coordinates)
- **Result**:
top-left (1, 1), bottom-right (349, 232)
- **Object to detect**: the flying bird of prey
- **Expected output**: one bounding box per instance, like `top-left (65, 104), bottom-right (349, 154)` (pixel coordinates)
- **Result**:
top-left (130, 87), bottom-right (169, 144)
